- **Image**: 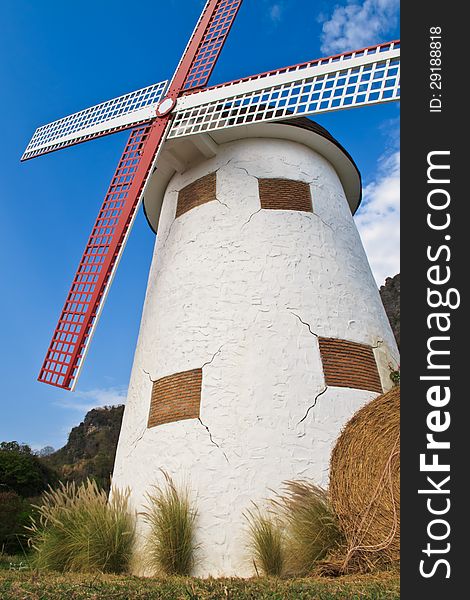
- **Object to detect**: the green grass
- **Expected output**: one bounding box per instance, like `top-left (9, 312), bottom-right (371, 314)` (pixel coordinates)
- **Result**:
top-left (142, 473), bottom-right (198, 576)
top-left (246, 508), bottom-right (285, 576)
top-left (26, 479), bottom-right (135, 573)
top-left (0, 553), bottom-right (31, 572)
top-left (0, 570), bottom-right (400, 599)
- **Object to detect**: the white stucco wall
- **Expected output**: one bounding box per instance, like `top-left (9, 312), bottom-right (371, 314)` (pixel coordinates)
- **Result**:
top-left (112, 135), bottom-right (399, 577)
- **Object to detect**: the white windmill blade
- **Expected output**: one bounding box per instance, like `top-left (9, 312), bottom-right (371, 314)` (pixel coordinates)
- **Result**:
top-left (169, 41), bottom-right (400, 140)
top-left (21, 80), bottom-right (169, 161)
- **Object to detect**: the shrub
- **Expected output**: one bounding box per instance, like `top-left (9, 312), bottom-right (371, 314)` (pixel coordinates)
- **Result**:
top-left (275, 481), bottom-right (344, 576)
top-left (0, 491), bottom-right (37, 554)
top-left (246, 506), bottom-right (285, 576)
top-left (142, 472), bottom-right (197, 576)
top-left (26, 479), bottom-right (135, 573)
top-left (0, 442), bottom-right (56, 497)
top-left (0, 491), bottom-right (24, 553)
top-left (390, 368), bottom-right (400, 386)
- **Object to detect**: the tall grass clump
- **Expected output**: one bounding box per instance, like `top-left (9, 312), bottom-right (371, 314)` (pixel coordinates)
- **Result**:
top-left (246, 506), bottom-right (285, 576)
top-left (275, 481), bottom-right (344, 576)
top-left (27, 479), bottom-right (135, 573)
top-left (142, 472), bottom-right (197, 576)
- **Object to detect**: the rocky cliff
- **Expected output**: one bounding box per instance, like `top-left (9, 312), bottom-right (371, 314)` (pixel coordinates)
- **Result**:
top-left (42, 406), bottom-right (124, 492)
top-left (379, 273), bottom-right (400, 348)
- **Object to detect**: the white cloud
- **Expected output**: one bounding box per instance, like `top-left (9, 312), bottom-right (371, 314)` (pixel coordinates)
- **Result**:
top-left (320, 0), bottom-right (399, 55)
top-left (270, 3), bottom-right (283, 22)
top-left (56, 385), bottom-right (127, 413)
top-left (354, 141), bottom-right (400, 287)
top-left (263, 0), bottom-right (286, 23)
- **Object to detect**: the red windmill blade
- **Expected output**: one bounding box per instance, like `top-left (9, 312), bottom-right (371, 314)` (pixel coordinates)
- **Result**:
top-left (37, 120), bottom-right (170, 389)
top-left (22, 0), bottom-right (400, 392)
top-left (34, 0), bottom-right (243, 390)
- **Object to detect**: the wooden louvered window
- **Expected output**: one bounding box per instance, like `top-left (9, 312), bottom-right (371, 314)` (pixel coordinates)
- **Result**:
top-left (258, 178), bottom-right (312, 212)
top-left (148, 369), bottom-right (202, 428)
top-left (176, 173), bottom-right (217, 218)
top-left (319, 338), bottom-right (382, 393)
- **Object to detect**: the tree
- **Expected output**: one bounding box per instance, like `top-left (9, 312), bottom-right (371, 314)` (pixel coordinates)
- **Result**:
top-left (0, 441), bottom-right (56, 497)
top-left (0, 491), bottom-right (35, 553)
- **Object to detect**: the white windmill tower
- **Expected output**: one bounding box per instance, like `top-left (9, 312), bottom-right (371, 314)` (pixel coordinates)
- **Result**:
top-left (22, 0), bottom-right (400, 577)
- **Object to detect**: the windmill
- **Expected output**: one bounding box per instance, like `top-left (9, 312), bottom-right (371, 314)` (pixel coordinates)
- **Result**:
top-left (23, 0), bottom-right (400, 576)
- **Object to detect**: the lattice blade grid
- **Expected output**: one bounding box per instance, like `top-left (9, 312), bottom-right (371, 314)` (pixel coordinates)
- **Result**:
top-left (38, 125), bottom-right (155, 389)
top-left (170, 42), bottom-right (400, 138)
top-left (183, 0), bottom-right (243, 90)
top-left (22, 80), bottom-right (168, 160)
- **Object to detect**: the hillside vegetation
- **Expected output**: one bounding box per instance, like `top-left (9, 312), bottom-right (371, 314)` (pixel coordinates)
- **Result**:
top-left (41, 406), bottom-right (124, 493)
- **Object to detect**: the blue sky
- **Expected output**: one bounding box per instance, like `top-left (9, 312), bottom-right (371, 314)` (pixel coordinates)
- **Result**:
top-left (0, 0), bottom-right (400, 450)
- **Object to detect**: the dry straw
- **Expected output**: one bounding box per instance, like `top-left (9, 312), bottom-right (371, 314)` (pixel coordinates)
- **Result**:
top-left (329, 386), bottom-right (400, 571)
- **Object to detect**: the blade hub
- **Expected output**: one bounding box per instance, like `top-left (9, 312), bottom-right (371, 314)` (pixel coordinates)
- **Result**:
top-left (156, 96), bottom-right (177, 117)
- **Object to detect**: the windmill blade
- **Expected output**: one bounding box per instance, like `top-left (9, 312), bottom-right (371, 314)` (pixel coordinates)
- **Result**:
top-left (38, 116), bottom-right (171, 390)
top-left (168, 0), bottom-right (243, 95)
top-left (169, 41), bottom-right (400, 139)
top-left (21, 80), bottom-right (168, 161)
top-left (36, 1), bottom-right (245, 391)
top-left (22, 0), bottom-right (244, 163)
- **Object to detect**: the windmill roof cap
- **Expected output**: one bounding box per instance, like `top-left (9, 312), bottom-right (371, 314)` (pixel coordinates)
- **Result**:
top-left (143, 118), bottom-right (362, 233)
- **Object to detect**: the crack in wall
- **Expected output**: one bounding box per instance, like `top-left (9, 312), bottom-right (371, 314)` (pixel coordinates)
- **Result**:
top-left (213, 160), bottom-right (236, 210)
top-left (242, 208), bottom-right (262, 227)
top-left (286, 312), bottom-right (329, 424)
top-left (126, 428), bottom-right (147, 458)
top-left (290, 313), bottom-right (385, 355)
top-left (198, 418), bottom-right (229, 463)
top-left (143, 341), bottom-right (225, 386)
top-left (142, 368), bottom-right (156, 383)
top-left (289, 311), bottom-right (319, 337)
top-left (229, 162), bottom-right (320, 190)
top-left (160, 218), bottom-right (176, 249)
top-left (298, 386), bottom-right (328, 425)
top-left (232, 164), bottom-right (259, 181)
top-left (216, 157), bottom-right (234, 173)
top-left (217, 157), bottom-right (259, 181)
top-left (214, 196), bottom-right (230, 210)
top-left (312, 211), bottom-right (334, 231)
top-left (144, 339), bottom-right (224, 381)
top-left (278, 157), bottom-right (320, 181)
top-left (201, 343), bottom-right (226, 370)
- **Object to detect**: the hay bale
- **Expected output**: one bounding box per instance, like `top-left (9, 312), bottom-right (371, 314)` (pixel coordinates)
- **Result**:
top-left (329, 386), bottom-right (400, 568)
